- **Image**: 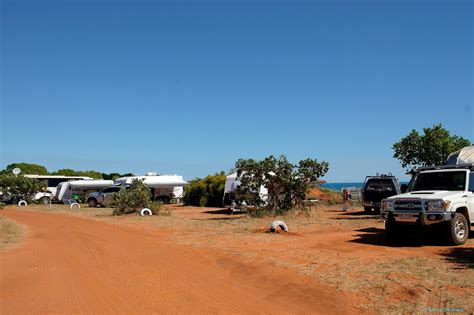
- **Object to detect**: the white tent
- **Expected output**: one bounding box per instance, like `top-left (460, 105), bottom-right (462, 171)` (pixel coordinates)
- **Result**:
top-left (447, 146), bottom-right (474, 165)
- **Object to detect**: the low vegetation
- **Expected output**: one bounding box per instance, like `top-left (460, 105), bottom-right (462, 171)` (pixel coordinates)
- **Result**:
top-left (0, 216), bottom-right (25, 251)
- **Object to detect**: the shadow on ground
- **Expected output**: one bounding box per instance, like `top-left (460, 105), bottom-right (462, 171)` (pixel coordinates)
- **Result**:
top-left (192, 217), bottom-right (243, 221)
top-left (439, 247), bottom-right (474, 269)
top-left (202, 209), bottom-right (230, 215)
top-left (339, 210), bottom-right (379, 216)
top-left (348, 227), bottom-right (474, 248)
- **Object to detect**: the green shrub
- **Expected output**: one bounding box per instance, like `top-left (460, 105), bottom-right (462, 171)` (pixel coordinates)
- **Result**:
top-left (109, 181), bottom-right (171, 216)
top-left (183, 172), bottom-right (226, 207)
top-left (149, 201), bottom-right (171, 216)
top-left (0, 202), bottom-right (5, 210)
top-left (110, 179), bottom-right (152, 216)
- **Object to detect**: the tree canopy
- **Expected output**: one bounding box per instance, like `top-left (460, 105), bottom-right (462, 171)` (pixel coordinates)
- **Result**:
top-left (2, 163), bottom-right (48, 175)
top-left (393, 124), bottom-right (471, 169)
top-left (235, 155), bottom-right (329, 214)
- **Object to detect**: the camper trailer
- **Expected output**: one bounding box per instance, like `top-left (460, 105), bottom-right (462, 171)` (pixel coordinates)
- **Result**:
top-left (223, 172), bottom-right (268, 212)
top-left (25, 174), bottom-right (93, 202)
top-left (55, 180), bottom-right (115, 202)
top-left (114, 173), bottom-right (188, 203)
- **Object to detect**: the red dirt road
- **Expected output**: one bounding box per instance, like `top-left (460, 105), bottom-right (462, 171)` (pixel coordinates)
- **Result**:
top-left (0, 209), bottom-right (357, 314)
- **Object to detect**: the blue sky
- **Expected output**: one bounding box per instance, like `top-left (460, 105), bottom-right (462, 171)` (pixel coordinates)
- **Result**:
top-left (1, 0), bottom-right (472, 182)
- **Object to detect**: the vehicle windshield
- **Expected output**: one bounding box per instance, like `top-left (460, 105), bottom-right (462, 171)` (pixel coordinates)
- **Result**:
top-left (364, 179), bottom-right (396, 191)
top-left (409, 171), bottom-right (466, 191)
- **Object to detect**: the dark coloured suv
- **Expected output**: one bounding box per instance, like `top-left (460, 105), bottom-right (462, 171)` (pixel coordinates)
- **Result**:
top-left (361, 174), bottom-right (401, 213)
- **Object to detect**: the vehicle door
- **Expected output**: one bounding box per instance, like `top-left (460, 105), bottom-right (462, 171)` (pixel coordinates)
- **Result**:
top-left (98, 187), bottom-right (118, 205)
top-left (103, 186), bottom-right (121, 205)
top-left (468, 172), bottom-right (474, 223)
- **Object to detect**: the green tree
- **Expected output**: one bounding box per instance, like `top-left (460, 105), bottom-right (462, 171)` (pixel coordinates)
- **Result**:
top-left (183, 172), bottom-right (226, 207)
top-left (393, 124), bottom-right (471, 169)
top-left (2, 163), bottom-right (48, 175)
top-left (235, 155), bottom-right (329, 214)
top-left (0, 174), bottom-right (46, 202)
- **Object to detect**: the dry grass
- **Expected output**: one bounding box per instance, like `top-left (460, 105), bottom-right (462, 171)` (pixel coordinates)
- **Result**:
top-left (0, 216), bottom-right (26, 251)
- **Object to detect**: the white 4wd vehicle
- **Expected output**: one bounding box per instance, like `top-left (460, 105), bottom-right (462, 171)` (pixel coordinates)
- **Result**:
top-left (380, 164), bottom-right (474, 245)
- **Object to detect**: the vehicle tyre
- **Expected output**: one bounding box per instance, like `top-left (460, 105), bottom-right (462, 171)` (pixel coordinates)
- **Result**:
top-left (445, 213), bottom-right (469, 245)
top-left (41, 197), bottom-right (51, 205)
top-left (87, 198), bottom-right (98, 208)
top-left (364, 206), bottom-right (372, 213)
top-left (385, 220), bottom-right (399, 243)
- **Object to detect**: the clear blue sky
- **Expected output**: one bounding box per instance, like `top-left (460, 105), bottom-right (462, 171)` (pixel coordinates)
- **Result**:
top-left (1, 0), bottom-right (472, 182)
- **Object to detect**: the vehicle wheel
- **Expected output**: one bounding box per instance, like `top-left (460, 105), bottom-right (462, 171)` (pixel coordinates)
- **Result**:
top-left (364, 206), bottom-right (372, 213)
top-left (87, 198), bottom-right (98, 208)
top-left (41, 197), bottom-right (51, 205)
top-left (445, 213), bottom-right (469, 245)
top-left (385, 220), bottom-right (399, 243)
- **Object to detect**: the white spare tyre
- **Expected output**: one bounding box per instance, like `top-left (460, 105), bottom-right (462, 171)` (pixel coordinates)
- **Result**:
top-left (140, 208), bottom-right (153, 216)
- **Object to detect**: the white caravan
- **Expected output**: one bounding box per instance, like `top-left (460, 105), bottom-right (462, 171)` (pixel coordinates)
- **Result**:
top-left (55, 180), bottom-right (115, 202)
top-left (447, 145), bottom-right (474, 165)
top-left (223, 172), bottom-right (268, 210)
top-left (114, 172), bottom-right (188, 203)
top-left (25, 174), bottom-right (93, 201)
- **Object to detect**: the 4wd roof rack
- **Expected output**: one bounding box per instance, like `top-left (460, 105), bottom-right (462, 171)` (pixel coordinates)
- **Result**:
top-left (408, 163), bottom-right (474, 174)
top-left (367, 173), bottom-right (395, 178)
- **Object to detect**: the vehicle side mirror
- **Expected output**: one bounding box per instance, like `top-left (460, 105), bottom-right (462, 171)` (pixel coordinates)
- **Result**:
top-left (400, 184), bottom-right (408, 193)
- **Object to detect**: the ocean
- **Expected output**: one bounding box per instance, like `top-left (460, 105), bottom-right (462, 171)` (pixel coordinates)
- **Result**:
top-left (321, 181), bottom-right (409, 191)
top-left (321, 182), bottom-right (364, 191)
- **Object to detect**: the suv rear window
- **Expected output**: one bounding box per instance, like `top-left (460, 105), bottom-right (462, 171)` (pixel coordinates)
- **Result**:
top-left (365, 179), bottom-right (396, 191)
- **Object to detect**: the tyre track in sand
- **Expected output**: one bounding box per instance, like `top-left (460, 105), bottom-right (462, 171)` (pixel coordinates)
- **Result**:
top-left (0, 209), bottom-right (358, 314)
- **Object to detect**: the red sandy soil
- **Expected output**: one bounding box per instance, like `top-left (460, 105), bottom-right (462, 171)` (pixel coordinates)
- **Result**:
top-left (0, 208), bottom-right (359, 314)
top-left (1, 205), bottom-right (473, 314)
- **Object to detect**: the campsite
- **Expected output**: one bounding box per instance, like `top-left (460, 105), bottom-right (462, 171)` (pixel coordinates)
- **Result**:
top-left (1, 201), bottom-right (472, 314)
top-left (2, 1), bottom-right (472, 314)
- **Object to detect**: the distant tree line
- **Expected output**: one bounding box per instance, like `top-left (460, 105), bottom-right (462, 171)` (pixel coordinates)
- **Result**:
top-left (0, 163), bottom-right (133, 180)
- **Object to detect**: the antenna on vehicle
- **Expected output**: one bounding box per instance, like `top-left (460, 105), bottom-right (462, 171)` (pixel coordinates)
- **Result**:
top-left (12, 168), bottom-right (21, 176)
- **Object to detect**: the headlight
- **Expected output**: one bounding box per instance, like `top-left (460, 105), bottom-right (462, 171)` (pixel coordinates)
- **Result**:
top-left (382, 199), bottom-right (394, 211)
top-left (427, 200), bottom-right (451, 211)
